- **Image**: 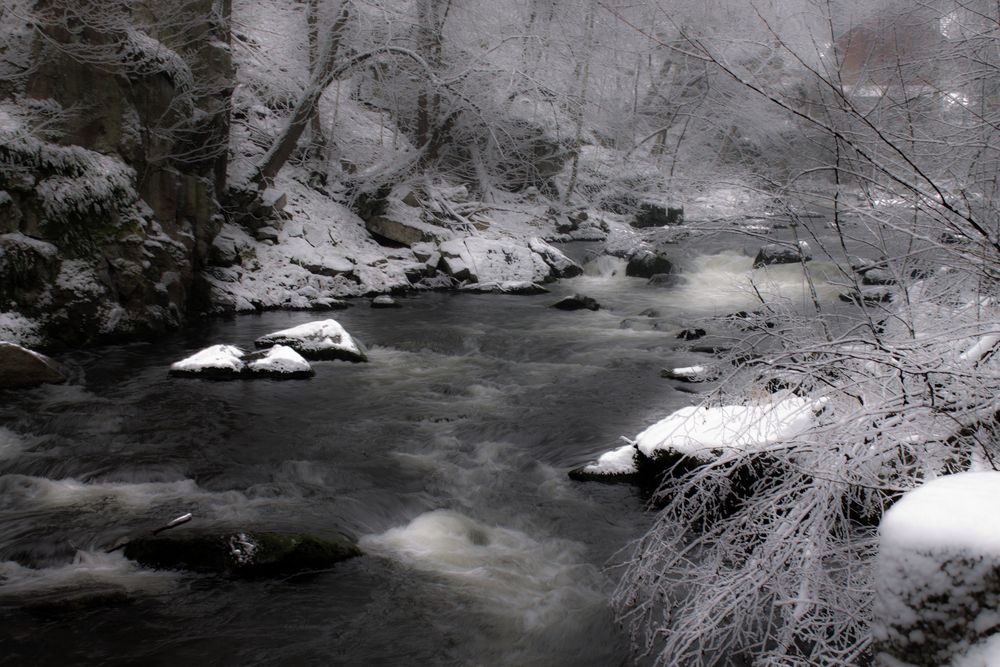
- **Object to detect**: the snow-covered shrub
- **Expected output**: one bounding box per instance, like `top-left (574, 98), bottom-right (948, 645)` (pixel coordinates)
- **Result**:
top-left (614, 255), bottom-right (1000, 665)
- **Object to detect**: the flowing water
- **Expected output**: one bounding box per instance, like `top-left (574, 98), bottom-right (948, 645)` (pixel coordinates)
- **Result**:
top-left (0, 247), bottom-right (842, 666)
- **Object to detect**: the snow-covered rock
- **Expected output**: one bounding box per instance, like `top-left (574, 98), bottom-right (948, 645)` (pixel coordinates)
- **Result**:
top-left (568, 444), bottom-right (640, 482)
top-left (243, 345), bottom-right (314, 378)
top-left (660, 365), bottom-right (709, 382)
top-left (528, 237), bottom-right (583, 278)
top-left (459, 281), bottom-right (548, 295)
top-left (169, 343), bottom-right (314, 379)
top-left (438, 237), bottom-right (551, 284)
top-left (0, 341), bottom-right (67, 388)
top-left (169, 344), bottom-right (247, 379)
top-left (371, 295), bottom-right (401, 308)
top-left (254, 319), bottom-right (368, 362)
top-left (635, 396), bottom-right (824, 463)
top-left (874, 472), bottom-right (1000, 667)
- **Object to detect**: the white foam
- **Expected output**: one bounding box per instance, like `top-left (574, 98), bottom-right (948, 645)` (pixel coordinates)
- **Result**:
top-left (0, 427), bottom-right (25, 460)
top-left (361, 510), bottom-right (604, 629)
top-left (0, 550), bottom-right (176, 597)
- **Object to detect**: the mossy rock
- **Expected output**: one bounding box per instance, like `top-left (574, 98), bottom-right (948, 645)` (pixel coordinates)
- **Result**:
top-left (123, 531), bottom-right (361, 577)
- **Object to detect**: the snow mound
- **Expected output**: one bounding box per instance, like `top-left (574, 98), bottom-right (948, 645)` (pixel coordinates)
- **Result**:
top-left (635, 396), bottom-right (825, 462)
top-left (875, 472), bottom-right (1000, 666)
top-left (254, 319), bottom-right (368, 362)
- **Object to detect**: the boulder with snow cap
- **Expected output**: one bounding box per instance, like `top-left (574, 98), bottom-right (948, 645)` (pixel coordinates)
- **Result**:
top-left (874, 472), bottom-right (1000, 666)
top-left (0, 341), bottom-right (67, 388)
top-left (371, 295), bottom-right (401, 308)
top-left (528, 237), bottom-right (583, 278)
top-left (460, 281), bottom-right (548, 295)
top-left (169, 344), bottom-right (314, 379)
top-left (255, 319), bottom-right (368, 362)
top-left (169, 344), bottom-right (246, 379)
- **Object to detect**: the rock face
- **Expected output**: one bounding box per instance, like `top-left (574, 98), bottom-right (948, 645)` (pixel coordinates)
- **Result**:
top-left (123, 531), bottom-right (361, 577)
top-left (255, 319), bottom-right (368, 362)
top-left (0, 341), bottom-right (67, 388)
top-left (0, 0), bottom-right (233, 345)
top-left (874, 472), bottom-right (1000, 666)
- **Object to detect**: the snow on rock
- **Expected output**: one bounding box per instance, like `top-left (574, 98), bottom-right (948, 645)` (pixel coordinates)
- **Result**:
top-left (660, 365), bottom-right (708, 382)
top-left (169, 343), bottom-right (315, 379)
top-left (169, 344), bottom-right (246, 378)
top-left (438, 237), bottom-right (551, 284)
top-left (370, 295), bottom-right (401, 308)
top-left (254, 319), bottom-right (368, 362)
top-left (634, 396), bottom-right (824, 463)
top-left (528, 237), bottom-right (583, 278)
top-left (0, 341), bottom-right (67, 388)
top-left (243, 345), bottom-right (314, 378)
top-left (459, 281), bottom-right (548, 295)
top-left (874, 472), bottom-right (1000, 667)
top-left (568, 444), bottom-right (640, 482)
top-left (203, 175), bottom-right (411, 313)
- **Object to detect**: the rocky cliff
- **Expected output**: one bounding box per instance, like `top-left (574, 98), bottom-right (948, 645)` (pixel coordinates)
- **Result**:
top-left (0, 0), bottom-right (232, 346)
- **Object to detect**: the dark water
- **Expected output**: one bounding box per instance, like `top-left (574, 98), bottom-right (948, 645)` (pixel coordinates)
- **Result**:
top-left (0, 252), bottom-right (839, 666)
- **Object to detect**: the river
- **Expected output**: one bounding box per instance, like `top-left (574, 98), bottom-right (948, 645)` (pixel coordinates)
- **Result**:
top-left (0, 242), bottom-right (843, 666)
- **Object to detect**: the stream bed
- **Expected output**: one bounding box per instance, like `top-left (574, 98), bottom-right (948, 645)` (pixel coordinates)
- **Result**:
top-left (0, 247), bottom-right (842, 666)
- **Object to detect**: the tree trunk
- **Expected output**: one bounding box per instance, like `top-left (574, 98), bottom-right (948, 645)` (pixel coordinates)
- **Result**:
top-left (252, 2), bottom-right (348, 186)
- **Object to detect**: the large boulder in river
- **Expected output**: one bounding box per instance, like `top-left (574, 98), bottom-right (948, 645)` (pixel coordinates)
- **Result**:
top-left (626, 249), bottom-right (673, 278)
top-left (123, 531), bottom-right (361, 577)
top-left (255, 319), bottom-right (368, 362)
top-left (752, 242), bottom-right (811, 268)
top-left (0, 342), bottom-right (67, 388)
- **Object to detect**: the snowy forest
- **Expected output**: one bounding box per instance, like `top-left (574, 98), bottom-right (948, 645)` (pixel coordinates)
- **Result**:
top-left (3, 0), bottom-right (1000, 665)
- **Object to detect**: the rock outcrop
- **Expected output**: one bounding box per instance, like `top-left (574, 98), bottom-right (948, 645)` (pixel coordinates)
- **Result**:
top-left (0, 0), bottom-right (233, 345)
